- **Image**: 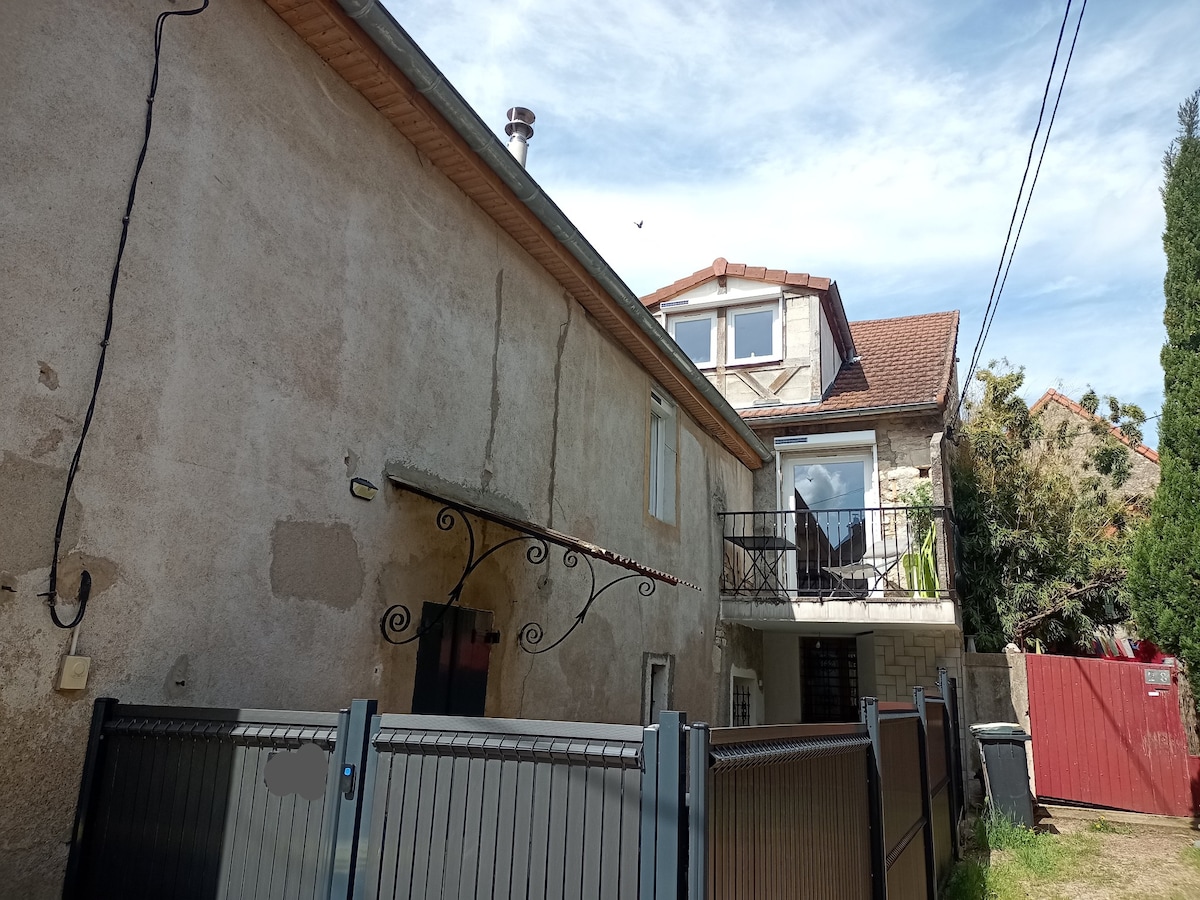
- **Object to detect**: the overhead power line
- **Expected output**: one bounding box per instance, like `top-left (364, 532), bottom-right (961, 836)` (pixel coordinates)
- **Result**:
top-left (957, 0), bottom-right (1088, 419)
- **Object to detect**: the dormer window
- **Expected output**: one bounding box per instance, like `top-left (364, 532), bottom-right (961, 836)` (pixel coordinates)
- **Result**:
top-left (667, 310), bottom-right (716, 368)
top-left (727, 302), bottom-right (780, 365)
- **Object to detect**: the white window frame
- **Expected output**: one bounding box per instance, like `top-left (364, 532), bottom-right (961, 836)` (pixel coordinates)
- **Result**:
top-left (782, 451), bottom-right (880, 512)
top-left (777, 433), bottom-right (882, 595)
top-left (776, 431), bottom-right (880, 513)
top-left (648, 389), bottom-right (678, 523)
top-left (727, 300), bottom-right (782, 366)
top-left (729, 666), bottom-right (761, 727)
top-left (666, 309), bottom-right (717, 368)
top-left (643, 653), bottom-right (674, 725)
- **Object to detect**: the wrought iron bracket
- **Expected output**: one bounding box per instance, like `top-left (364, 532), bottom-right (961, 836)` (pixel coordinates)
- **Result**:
top-left (379, 501), bottom-right (656, 651)
top-left (518, 552), bottom-right (655, 654)
top-left (380, 505), bottom-right (547, 645)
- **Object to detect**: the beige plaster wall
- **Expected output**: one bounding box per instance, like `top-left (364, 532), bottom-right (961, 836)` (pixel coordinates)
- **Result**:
top-left (715, 622), bottom-right (765, 726)
top-left (762, 631), bottom-right (802, 723)
top-left (0, 1), bottom-right (752, 893)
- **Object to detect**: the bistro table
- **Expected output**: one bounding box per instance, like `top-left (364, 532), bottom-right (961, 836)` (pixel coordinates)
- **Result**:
top-left (722, 533), bottom-right (795, 597)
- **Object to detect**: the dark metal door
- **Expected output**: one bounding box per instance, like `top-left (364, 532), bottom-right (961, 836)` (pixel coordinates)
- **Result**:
top-left (411, 604), bottom-right (494, 716)
top-left (802, 636), bottom-right (859, 723)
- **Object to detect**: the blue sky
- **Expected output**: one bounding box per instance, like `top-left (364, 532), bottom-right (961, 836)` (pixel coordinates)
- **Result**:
top-left (383, 0), bottom-right (1200, 445)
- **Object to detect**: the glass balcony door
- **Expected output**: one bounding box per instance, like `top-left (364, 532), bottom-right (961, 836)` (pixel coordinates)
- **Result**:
top-left (784, 451), bottom-right (878, 595)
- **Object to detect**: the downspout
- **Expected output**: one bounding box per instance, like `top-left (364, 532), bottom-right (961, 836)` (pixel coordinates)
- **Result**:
top-left (335, 0), bottom-right (772, 464)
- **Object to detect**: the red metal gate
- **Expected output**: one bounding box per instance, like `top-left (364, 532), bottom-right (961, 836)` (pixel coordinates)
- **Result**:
top-left (1026, 654), bottom-right (1197, 817)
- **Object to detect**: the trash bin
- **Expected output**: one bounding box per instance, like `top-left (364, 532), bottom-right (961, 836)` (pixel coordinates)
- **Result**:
top-left (970, 723), bottom-right (1035, 828)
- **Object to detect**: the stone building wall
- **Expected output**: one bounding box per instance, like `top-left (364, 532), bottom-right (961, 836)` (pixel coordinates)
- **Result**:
top-left (1032, 397), bottom-right (1159, 501)
top-left (749, 411), bottom-right (948, 510)
top-left (872, 629), bottom-right (964, 701)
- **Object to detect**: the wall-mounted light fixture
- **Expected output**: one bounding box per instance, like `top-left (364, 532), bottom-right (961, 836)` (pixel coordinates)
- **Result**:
top-left (349, 478), bottom-right (378, 500)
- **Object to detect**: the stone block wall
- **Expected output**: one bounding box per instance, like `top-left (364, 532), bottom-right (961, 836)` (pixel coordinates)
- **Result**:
top-left (1031, 399), bottom-right (1159, 501)
top-left (872, 629), bottom-right (964, 701)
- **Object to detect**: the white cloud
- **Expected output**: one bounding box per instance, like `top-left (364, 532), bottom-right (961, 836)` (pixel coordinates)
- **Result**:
top-left (384, 0), bottom-right (1198, 444)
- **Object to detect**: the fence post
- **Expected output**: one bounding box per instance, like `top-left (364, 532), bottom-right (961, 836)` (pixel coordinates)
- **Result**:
top-left (640, 722), bottom-right (661, 900)
top-left (938, 668), bottom-right (962, 859)
top-left (942, 671), bottom-right (966, 838)
top-left (914, 686), bottom-right (937, 900)
top-left (640, 711), bottom-right (688, 900)
top-left (688, 723), bottom-right (709, 900)
top-left (656, 711), bottom-right (687, 900)
top-left (62, 696), bottom-right (118, 899)
top-left (328, 699), bottom-right (377, 900)
top-left (861, 697), bottom-right (888, 900)
top-left (350, 711), bottom-right (383, 900)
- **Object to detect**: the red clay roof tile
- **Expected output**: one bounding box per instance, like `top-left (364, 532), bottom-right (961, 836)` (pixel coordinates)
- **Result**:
top-left (641, 259), bottom-right (827, 309)
top-left (740, 311), bottom-right (960, 420)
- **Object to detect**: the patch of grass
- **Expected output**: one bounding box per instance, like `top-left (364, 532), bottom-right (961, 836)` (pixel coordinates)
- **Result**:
top-left (941, 858), bottom-right (988, 900)
top-left (942, 807), bottom-right (1102, 899)
top-left (1183, 845), bottom-right (1200, 873)
top-left (978, 807), bottom-right (1099, 879)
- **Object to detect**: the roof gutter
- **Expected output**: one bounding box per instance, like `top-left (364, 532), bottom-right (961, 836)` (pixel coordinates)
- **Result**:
top-left (745, 401), bottom-right (942, 427)
top-left (335, 0), bottom-right (772, 465)
top-left (822, 282), bottom-right (857, 360)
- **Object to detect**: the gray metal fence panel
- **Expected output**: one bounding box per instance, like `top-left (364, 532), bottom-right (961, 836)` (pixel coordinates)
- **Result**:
top-left (639, 724), bottom-right (660, 900)
top-left (925, 703), bottom-right (948, 791)
top-left (356, 715), bottom-right (644, 900)
top-left (69, 699), bottom-right (960, 900)
top-left (930, 784), bottom-right (953, 885)
top-left (66, 702), bottom-right (345, 900)
top-left (923, 698), bottom-right (954, 888)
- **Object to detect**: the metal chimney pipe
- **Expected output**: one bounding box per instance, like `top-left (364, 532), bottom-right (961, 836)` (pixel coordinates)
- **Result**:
top-left (505, 107), bottom-right (535, 167)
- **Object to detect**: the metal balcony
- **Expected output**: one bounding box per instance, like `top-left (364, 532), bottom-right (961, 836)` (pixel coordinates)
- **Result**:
top-left (720, 506), bottom-right (953, 602)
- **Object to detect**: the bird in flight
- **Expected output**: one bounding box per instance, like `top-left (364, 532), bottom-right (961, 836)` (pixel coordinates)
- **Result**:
top-left (634, 220), bottom-right (644, 229)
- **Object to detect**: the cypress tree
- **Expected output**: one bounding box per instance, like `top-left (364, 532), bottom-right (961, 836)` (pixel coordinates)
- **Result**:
top-left (1128, 89), bottom-right (1200, 685)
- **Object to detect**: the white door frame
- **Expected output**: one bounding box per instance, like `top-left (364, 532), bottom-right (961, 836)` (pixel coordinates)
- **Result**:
top-left (776, 433), bottom-right (880, 593)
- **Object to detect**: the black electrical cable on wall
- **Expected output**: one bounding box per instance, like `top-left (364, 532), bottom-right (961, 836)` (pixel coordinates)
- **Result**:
top-left (43, 1), bottom-right (209, 629)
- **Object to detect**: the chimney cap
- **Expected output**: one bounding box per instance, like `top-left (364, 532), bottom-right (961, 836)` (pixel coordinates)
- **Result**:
top-left (505, 106), bottom-right (535, 142)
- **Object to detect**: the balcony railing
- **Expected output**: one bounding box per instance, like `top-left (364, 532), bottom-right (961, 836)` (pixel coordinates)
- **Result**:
top-left (720, 506), bottom-right (952, 601)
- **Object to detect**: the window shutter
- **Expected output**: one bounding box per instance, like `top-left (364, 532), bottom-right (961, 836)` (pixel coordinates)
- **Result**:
top-left (661, 403), bottom-right (678, 524)
top-left (648, 411), bottom-right (661, 516)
